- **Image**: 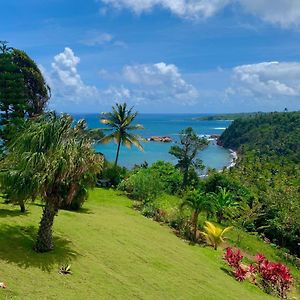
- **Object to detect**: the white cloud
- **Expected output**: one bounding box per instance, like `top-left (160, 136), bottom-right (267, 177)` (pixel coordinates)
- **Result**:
top-left (81, 32), bottom-right (113, 46)
top-left (50, 47), bottom-right (99, 103)
top-left (240, 0), bottom-right (300, 28)
top-left (122, 62), bottom-right (199, 104)
top-left (100, 0), bottom-right (230, 19)
top-left (233, 61), bottom-right (300, 97)
top-left (46, 48), bottom-right (199, 109)
top-left (99, 0), bottom-right (300, 27)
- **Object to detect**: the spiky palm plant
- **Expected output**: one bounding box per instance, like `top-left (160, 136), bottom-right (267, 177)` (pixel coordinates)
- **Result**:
top-left (100, 103), bottom-right (144, 166)
top-left (0, 113), bottom-right (101, 252)
top-left (211, 187), bottom-right (237, 224)
top-left (180, 190), bottom-right (214, 242)
top-left (201, 221), bottom-right (232, 250)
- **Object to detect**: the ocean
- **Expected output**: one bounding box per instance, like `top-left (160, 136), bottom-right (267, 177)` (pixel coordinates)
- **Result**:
top-left (73, 113), bottom-right (233, 172)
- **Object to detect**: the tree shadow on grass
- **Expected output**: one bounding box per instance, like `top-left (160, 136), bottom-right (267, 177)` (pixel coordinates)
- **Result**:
top-left (0, 224), bottom-right (78, 272)
top-left (0, 208), bottom-right (30, 218)
top-left (220, 266), bottom-right (234, 277)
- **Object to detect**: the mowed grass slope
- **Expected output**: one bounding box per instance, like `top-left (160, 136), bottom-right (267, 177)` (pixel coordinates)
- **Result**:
top-left (0, 189), bottom-right (272, 300)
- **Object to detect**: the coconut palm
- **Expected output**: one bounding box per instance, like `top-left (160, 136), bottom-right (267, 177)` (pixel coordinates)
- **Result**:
top-left (0, 113), bottom-right (101, 252)
top-left (180, 190), bottom-right (214, 242)
top-left (100, 103), bottom-right (144, 166)
top-left (201, 221), bottom-right (232, 250)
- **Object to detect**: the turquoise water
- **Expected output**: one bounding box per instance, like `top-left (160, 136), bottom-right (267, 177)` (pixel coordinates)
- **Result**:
top-left (73, 113), bottom-right (232, 171)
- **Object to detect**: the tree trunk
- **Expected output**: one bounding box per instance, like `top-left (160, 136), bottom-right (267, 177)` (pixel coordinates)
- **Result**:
top-left (182, 166), bottom-right (189, 189)
top-left (192, 211), bottom-right (199, 242)
top-left (19, 199), bottom-right (26, 213)
top-left (217, 211), bottom-right (223, 224)
top-left (114, 139), bottom-right (121, 167)
top-left (35, 200), bottom-right (58, 252)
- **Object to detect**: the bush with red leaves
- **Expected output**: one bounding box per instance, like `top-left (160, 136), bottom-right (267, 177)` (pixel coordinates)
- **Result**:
top-left (224, 247), bottom-right (244, 269)
top-left (255, 255), bottom-right (293, 299)
top-left (223, 248), bottom-right (293, 299)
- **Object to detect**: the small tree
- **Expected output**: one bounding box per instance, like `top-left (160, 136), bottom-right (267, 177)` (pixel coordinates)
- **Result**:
top-left (180, 190), bottom-right (214, 241)
top-left (0, 113), bottom-right (101, 252)
top-left (0, 43), bottom-right (50, 212)
top-left (100, 103), bottom-right (144, 166)
top-left (211, 187), bottom-right (237, 224)
top-left (169, 127), bottom-right (208, 189)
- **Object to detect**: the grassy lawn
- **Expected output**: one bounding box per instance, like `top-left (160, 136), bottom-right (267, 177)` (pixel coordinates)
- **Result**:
top-left (0, 189), bottom-right (280, 299)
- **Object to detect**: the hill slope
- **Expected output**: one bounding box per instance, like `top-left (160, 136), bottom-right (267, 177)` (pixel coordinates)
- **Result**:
top-left (0, 189), bottom-right (271, 300)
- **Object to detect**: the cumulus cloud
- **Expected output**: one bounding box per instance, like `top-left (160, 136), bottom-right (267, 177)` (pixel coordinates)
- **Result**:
top-left (46, 48), bottom-right (199, 109)
top-left (122, 62), bottom-right (199, 104)
top-left (99, 0), bottom-right (300, 27)
top-left (50, 47), bottom-right (99, 103)
top-left (233, 61), bottom-right (300, 97)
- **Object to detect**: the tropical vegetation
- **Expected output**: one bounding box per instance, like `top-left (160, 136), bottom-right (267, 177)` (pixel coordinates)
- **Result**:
top-left (0, 113), bottom-right (101, 252)
top-left (100, 103), bottom-right (144, 166)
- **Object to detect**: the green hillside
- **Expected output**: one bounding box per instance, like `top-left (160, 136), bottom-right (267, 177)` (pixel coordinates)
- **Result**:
top-left (0, 189), bottom-right (271, 300)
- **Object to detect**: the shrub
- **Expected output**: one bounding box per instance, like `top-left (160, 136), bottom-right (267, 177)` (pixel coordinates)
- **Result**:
top-left (118, 168), bottom-right (163, 203)
top-left (100, 161), bottom-right (127, 186)
top-left (168, 208), bottom-right (188, 230)
top-left (224, 248), bottom-right (293, 299)
top-left (149, 161), bottom-right (183, 194)
top-left (255, 254), bottom-right (293, 299)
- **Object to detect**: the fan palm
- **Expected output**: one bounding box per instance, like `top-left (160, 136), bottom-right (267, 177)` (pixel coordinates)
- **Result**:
top-left (201, 221), bottom-right (232, 250)
top-left (180, 190), bottom-right (214, 242)
top-left (100, 103), bottom-right (144, 166)
top-left (0, 113), bottom-right (102, 252)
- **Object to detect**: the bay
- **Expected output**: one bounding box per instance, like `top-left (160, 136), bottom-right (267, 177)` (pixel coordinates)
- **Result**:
top-left (73, 113), bottom-right (233, 172)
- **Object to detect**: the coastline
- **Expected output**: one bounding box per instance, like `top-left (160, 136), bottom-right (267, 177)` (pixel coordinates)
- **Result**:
top-left (227, 149), bottom-right (238, 169)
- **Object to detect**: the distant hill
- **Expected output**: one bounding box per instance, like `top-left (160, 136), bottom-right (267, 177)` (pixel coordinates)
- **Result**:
top-left (219, 111), bottom-right (300, 257)
top-left (195, 112), bottom-right (265, 121)
top-left (219, 111), bottom-right (300, 163)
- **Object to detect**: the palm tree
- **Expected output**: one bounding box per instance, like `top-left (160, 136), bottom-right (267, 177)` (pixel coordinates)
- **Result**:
top-left (100, 103), bottom-right (144, 166)
top-left (180, 190), bottom-right (214, 242)
top-left (210, 187), bottom-right (237, 224)
top-left (0, 113), bottom-right (101, 252)
top-left (201, 221), bottom-right (232, 250)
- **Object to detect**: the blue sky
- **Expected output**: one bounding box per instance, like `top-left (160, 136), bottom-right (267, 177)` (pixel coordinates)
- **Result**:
top-left (1, 0), bottom-right (300, 113)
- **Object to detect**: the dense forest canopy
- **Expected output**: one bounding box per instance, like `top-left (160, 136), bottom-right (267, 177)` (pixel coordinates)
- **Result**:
top-left (219, 111), bottom-right (300, 256)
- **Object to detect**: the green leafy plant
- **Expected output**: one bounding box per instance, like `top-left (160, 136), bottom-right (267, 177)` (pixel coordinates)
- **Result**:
top-left (118, 169), bottom-right (163, 203)
top-left (180, 190), bottom-right (214, 242)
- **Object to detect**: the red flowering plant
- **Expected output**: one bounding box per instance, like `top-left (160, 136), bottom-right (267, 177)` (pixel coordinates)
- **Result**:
top-left (223, 248), bottom-right (293, 299)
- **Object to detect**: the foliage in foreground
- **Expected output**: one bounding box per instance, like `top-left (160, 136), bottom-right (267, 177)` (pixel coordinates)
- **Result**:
top-left (0, 113), bottom-right (101, 252)
top-left (224, 247), bottom-right (294, 299)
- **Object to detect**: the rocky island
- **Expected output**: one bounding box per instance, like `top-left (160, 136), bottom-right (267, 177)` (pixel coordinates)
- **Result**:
top-left (147, 136), bottom-right (172, 143)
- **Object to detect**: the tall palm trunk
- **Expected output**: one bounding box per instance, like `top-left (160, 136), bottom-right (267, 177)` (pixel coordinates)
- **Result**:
top-left (35, 200), bottom-right (58, 252)
top-left (114, 138), bottom-right (121, 167)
